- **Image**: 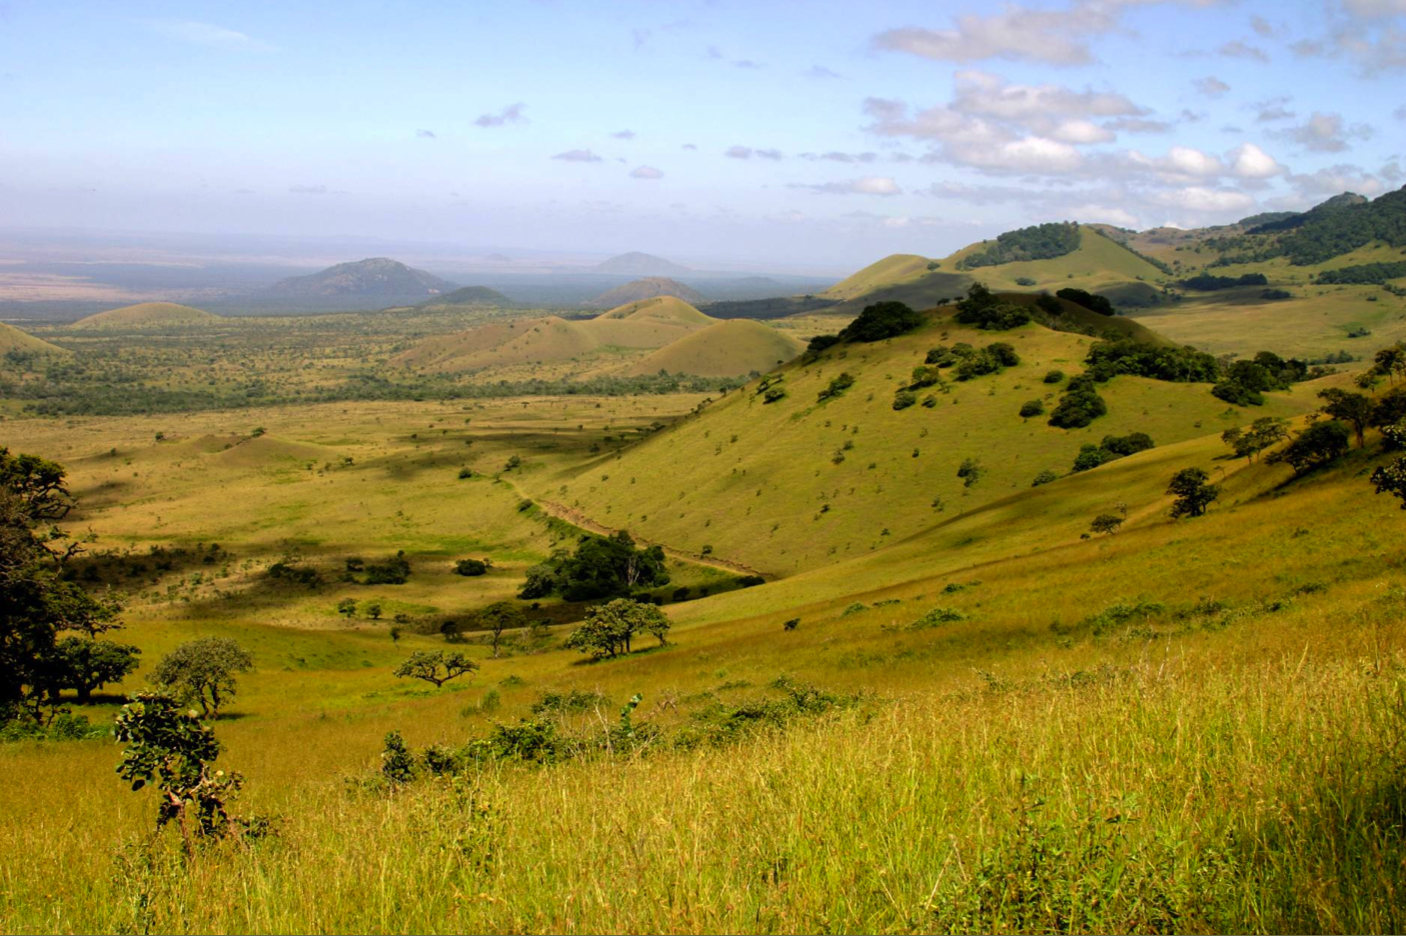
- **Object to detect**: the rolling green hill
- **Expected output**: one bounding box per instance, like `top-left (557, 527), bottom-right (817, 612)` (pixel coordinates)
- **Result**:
top-left (0, 321), bottom-right (68, 356)
top-left (623, 319), bottom-right (805, 377)
top-left (69, 302), bottom-right (220, 329)
top-left (535, 306), bottom-right (1321, 575)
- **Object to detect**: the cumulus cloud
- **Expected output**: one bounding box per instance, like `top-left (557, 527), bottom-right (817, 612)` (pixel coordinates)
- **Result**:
top-left (1255, 98), bottom-right (1296, 122)
top-left (1227, 143), bottom-right (1284, 179)
top-left (552, 149), bottom-right (603, 162)
top-left (629, 165), bottom-right (664, 179)
top-left (1276, 111), bottom-right (1374, 152)
top-left (1105, 117), bottom-right (1172, 133)
top-left (1287, 163), bottom-right (1388, 200)
top-left (611, 129), bottom-right (636, 140)
top-left (474, 103), bottom-right (527, 128)
top-left (147, 20), bottom-right (277, 52)
top-left (1194, 76), bottom-right (1231, 97)
top-left (416, 129), bottom-right (436, 139)
top-left (1291, 20), bottom-right (1406, 74)
top-left (789, 176), bottom-right (902, 196)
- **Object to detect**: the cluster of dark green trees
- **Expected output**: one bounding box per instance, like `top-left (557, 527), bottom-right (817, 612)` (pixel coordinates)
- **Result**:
top-left (519, 531), bottom-right (669, 603)
top-left (806, 300), bottom-right (927, 354)
top-left (1049, 375), bottom-right (1108, 429)
top-left (1248, 188), bottom-right (1406, 265)
top-left (954, 284), bottom-right (1033, 330)
top-left (1211, 352), bottom-right (1311, 407)
top-left (1178, 272), bottom-right (1268, 291)
top-left (1071, 433), bottom-right (1155, 473)
top-left (1316, 262), bottom-right (1406, 285)
top-left (1053, 288), bottom-right (1116, 316)
top-left (957, 222), bottom-right (1081, 269)
top-left (921, 340), bottom-right (1020, 382)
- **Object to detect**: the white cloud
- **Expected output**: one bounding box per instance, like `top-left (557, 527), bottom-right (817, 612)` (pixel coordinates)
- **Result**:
top-left (611, 129), bottom-right (636, 140)
top-left (1227, 143), bottom-right (1284, 179)
top-left (1287, 164), bottom-right (1387, 200)
top-left (1343, 0), bottom-right (1406, 16)
top-left (1051, 119), bottom-right (1116, 143)
top-left (725, 145), bottom-right (783, 160)
top-left (148, 20), bottom-right (276, 52)
top-left (416, 129), bottom-right (436, 139)
top-left (806, 65), bottom-right (843, 79)
top-left (552, 149), bottom-right (603, 162)
top-left (1152, 186), bottom-right (1255, 213)
top-left (790, 176), bottom-right (902, 196)
top-left (629, 165), bottom-right (664, 179)
top-left (475, 103), bottom-right (527, 128)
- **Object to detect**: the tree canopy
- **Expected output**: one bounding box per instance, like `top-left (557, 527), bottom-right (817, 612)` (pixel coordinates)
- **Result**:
top-left (519, 531), bottom-right (669, 603)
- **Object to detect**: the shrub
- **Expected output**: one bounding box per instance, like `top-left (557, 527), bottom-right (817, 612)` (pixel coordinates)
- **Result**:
top-left (806, 334), bottom-right (841, 354)
top-left (1056, 287), bottom-right (1115, 315)
top-left (364, 552), bottom-right (411, 585)
top-left (892, 390), bottom-right (917, 411)
top-left (762, 387), bottom-right (787, 404)
top-left (954, 284), bottom-right (1031, 331)
top-left (1048, 375), bottom-right (1108, 429)
top-left (1031, 469), bottom-right (1060, 486)
top-left (1043, 369), bottom-right (1065, 384)
top-left (957, 458), bottom-right (984, 488)
top-left (837, 301), bottom-right (924, 343)
top-left (454, 558), bottom-right (491, 576)
top-left (1019, 399), bottom-right (1045, 418)
top-left (1015, 276), bottom-right (1037, 286)
top-left (818, 373), bottom-right (855, 401)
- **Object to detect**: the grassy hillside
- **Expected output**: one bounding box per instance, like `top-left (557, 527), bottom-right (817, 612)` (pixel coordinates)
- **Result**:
top-left (939, 224), bottom-right (1167, 293)
top-left (3, 381), bottom-right (1405, 932)
top-left (69, 302), bottom-right (220, 329)
top-left (0, 321), bottom-right (68, 356)
top-left (393, 298), bottom-right (718, 375)
top-left (535, 307), bottom-right (1321, 575)
top-left (624, 319), bottom-right (805, 377)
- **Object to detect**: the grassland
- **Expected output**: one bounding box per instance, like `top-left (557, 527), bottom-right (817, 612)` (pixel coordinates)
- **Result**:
top-left (3, 247), bottom-right (1406, 933)
top-left (0, 321), bottom-right (67, 357)
top-left (2, 387), bottom-right (1405, 932)
top-left (69, 302), bottom-right (223, 330)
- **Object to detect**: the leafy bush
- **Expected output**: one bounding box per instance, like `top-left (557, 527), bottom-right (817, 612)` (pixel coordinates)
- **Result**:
top-left (1179, 272), bottom-right (1268, 290)
top-left (818, 372), bottom-right (855, 401)
top-left (1267, 420), bottom-right (1351, 474)
top-left (954, 284), bottom-right (1031, 331)
top-left (1019, 399), bottom-right (1045, 418)
top-left (454, 558), bottom-right (491, 577)
top-left (762, 387), bottom-right (787, 404)
top-left (806, 334), bottom-right (841, 354)
top-left (1056, 287), bottom-right (1115, 316)
top-left (1048, 375), bottom-right (1108, 429)
top-left (957, 458), bottom-right (984, 488)
top-left (1043, 369), bottom-right (1065, 384)
top-left (837, 301), bottom-right (924, 343)
top-left (1031, 469), bottom-right (1060, 487)
top-left (364, 552), bottom-right (411, 585)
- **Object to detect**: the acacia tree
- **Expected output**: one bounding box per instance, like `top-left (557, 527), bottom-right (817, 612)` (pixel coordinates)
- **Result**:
top-left (150, 637), bottom-right (253, 719)
top-left (393, 649), bottom-right (478, 687)
top-left (1375, 344), bottom-right (1406, 385)
top-left (1318, 388), bottom-right (1373, 448)
top-left (1167, 468), bottom-right (1220, 518)
top-left (1090, 513), bottom-right (1124, 535)
top-left (563, 599), bottom-right (672, 661)
top-left (476, 601), bottom-right (525, 658)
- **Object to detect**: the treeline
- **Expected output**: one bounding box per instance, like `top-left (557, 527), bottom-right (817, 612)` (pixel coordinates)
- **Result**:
top-left (10, 371), bottom-right (745, 417)
top-left (1316, 262), bottom-right (1406, 285)
top-left (1179, 272), bottom-right (1268, 291)
top-left (1257, 189), bottom-right (1406, 265)
top-left (957, 222), bottom-right (1081, 270)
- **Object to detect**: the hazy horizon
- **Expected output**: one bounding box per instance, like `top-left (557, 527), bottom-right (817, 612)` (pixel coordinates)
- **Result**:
top-left (1, 0), bottom-right (1403, 270)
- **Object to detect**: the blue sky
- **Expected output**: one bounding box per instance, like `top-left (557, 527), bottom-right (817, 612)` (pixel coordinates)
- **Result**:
top-left (0, 0), bottom-right (1402, 270)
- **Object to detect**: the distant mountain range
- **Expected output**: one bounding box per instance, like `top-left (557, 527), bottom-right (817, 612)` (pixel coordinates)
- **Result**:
top-left (594, 252), bottom-right (692, 276)
top-left (265, 258), bottom-right (456, 298)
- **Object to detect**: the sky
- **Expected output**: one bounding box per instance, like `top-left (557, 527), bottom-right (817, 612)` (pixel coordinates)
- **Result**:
top-left (0, 0), bottom-right (1402, 271)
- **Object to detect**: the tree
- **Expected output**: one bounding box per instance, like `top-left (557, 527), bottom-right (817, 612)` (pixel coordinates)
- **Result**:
top-left (1374, 344), bottom-right (1406, 385)
top-left (1048, 375), bottom-right (1108, 429)
top-left (114, 692), bottom-right (248, 849)
top-left (518, 531), bottom-right (669, 602)
top-left (1090, 513), bottom-right (1124, 535)
top-left (563, 598), bottom-right (671, 660)
top-left (337, 598), bottom-right (357, 618)
top-left (364, 601), bottom-right (383, 621)
top-left (150, 637), bottom-right (253, 719)
top-left (393, 649), bottom-right (478, 687)
top-left (476, 601), bottom-right (525, 658)
top-left (1268, 420), bottom-right (1351, 475)
top-left (837, 301), bottom-right (924, 343)
top-left (1371, 423), bottom-right (1406, 508)
top-left (1167, 468), bottom-right (1220, 518)
top-left (1, 450), bottom-right (121, 721)
top-left (1318, 388), bottom-right (1373, 448)
top-left (48, 637), bottom-right (139, 703)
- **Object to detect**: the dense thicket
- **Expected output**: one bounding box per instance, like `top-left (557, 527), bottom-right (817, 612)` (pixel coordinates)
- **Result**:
top-left (953, 284), bottom-right (1031, 331)
top-left (1055, 288), bottom-right (1115, 316)
top-left (1179, 273), bottom-right (1268, 290)
top-left (1315, 262), bottom-right (1406, 285)
top-left (836, 301), bottom-right (925, 343)
top-left (1267, 189), bottom-right (1406, 265)
top-left (1084, 340), bottom-right (1220, 383)
top-left (957, 222), bottom-right (1081, 269)
top-left (519, 531), bottom-right (669, 603)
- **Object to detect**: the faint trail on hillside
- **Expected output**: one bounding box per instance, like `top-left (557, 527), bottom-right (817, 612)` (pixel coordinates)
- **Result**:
top-left (499, 477), bottom-right (771, 579)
